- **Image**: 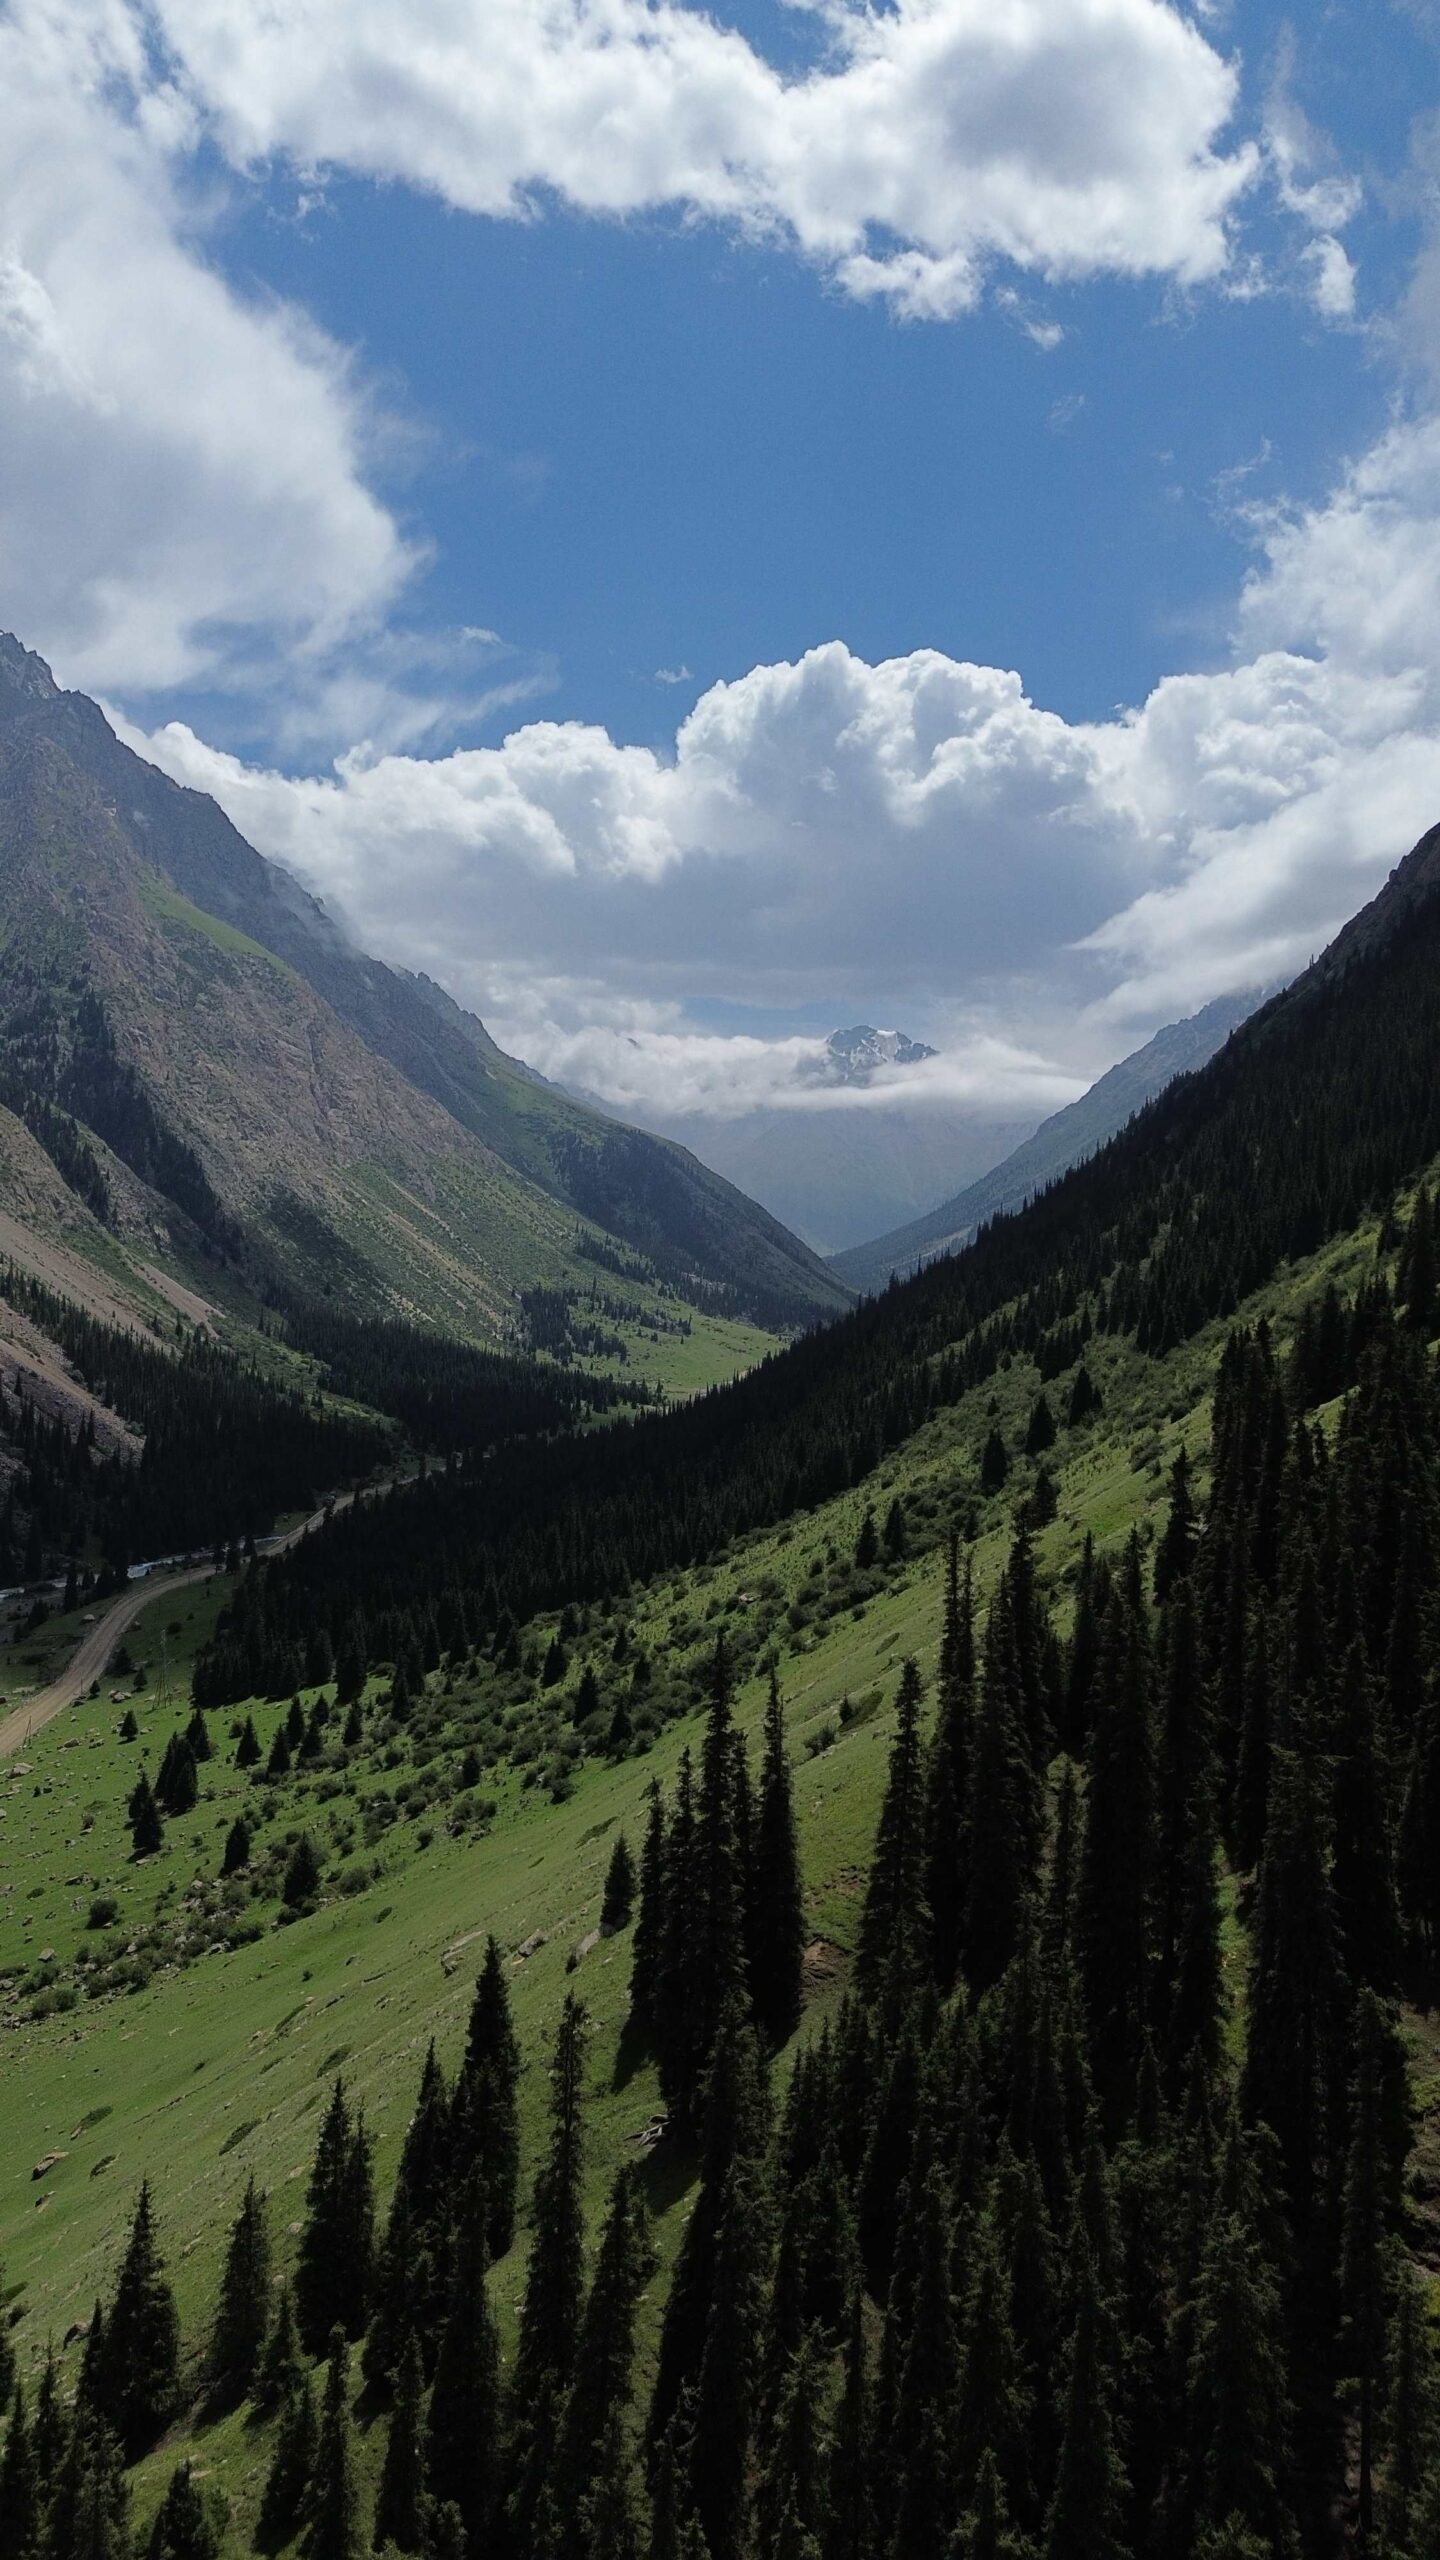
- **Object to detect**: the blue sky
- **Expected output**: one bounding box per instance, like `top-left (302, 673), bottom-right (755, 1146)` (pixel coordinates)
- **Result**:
top-left (3, 0), bottom-right (1440, 1125)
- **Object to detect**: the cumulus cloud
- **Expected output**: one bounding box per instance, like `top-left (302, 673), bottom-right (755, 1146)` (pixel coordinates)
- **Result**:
top-left (503, 1015), bottom-right (1087, 1123)
top-left (0, 0), bottom-right (412, 700)
top-left (125, 405), bottom-right (1440, 1107)
top-left (147, 0), bottom-right (1255, 322)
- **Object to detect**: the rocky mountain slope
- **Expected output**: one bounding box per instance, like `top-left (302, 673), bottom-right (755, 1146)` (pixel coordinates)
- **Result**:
top-left (0, 635), bottom-right (848, 1340)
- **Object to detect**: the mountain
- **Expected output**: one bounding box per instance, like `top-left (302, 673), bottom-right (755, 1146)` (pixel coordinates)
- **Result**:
top-left (0, 634), bottom-right (848, 1343)
top-left (830, 988), bottom-right (1263, 1292)
top-left (581, 1019), bottom-right (1030, 1253)
top-left (823, 1023), bottom-right (937, 1078)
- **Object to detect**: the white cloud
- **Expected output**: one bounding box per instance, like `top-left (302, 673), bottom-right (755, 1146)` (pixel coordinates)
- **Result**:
top-left (147, 0), bottom-right (1255, 321)
top-left (0, 0), bottom-right (413, 699)
top-left (1263, 30), bottom-right (1362, 320)
top-left (125, 407), bottom-right (1440, 1096)
top-left (506, 1015), bottom-right (1086, 1123)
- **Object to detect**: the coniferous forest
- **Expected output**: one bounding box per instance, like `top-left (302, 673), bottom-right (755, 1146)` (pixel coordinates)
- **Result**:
top-left (20, 1289), bottom-right (1440, 2560)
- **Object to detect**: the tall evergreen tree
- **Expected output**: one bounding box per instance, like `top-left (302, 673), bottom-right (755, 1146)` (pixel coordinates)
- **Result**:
top-left (373, 2334), bottom-right (432, 2556)
top-left (452, 1934), bottom-right (521, 2259)
top-left (1241, 1747), bottom-right (1348, 2227)
top-left (145, 2465), bottom-right (218, 2560)
top-left (855, 1660), bottom-right (930, 1998)
top-left (46, 2405), bottom-right (130, 2560)
top-left (1341, 1991), bottom-right (1398, 2547)
top-left (94, 2184), bottom-right (180, 2459)
top-left (558, 2166), bottom-right (652, 2514)
top-left (629, 1781), bottom-right (668, 2040)
top-left (296, 2082), bottom-right (374, 2353)
top-left (1043, 2255), bottom-right (1126, 2560)
top-left (924, 1538), bottom-right (975, 1987)
top-left (205, 2176), bottom-right (270, 2408)
top-left (513, 1994), bottom-right (588, 2409)
top-left (750, 1671), bottom-right (806, 2050)
top-left (425, 2173), bottom-right (502, 2555)
top-left (0, 2382), bottom-right (39, 2560)
top-left (966, 1606), bottom-right (1040, 1993)
top-left (1077, 1581), bottom-right (1158, 2127)
top-left (259, 2378), bottom-right (318, 2546)
top-left (306, 2330), bottom-right (362, 2560)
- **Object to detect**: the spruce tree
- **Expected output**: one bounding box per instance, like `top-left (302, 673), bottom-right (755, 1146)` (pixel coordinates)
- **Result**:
top-left (145, 2464), bottom-right (218, 2560)
top-left (1241, 1747), bottom-right (1348, 2228)
top-left (822, 2294), bottom-right (871, 2560)
top-left (750, 1672), bottom-right (806, 2049)
top-left (602, 1833), bottom-right (637, 1933)
top-left (373, 2334), bottom-right (431, 2556)
top-left (1076, 1584), bottom-right (1157, 2127)
top-left (260, 2378), bottom-right (318, 2545)
top-left (452, 1934), bottom-right (521, 2259)
top-left (296, 2081), bottom-right (374, 2354)
top-left (205, 2175), bottom-right (270, 2408)
top-left (307, 2330), bottom-right (362, 2560)
top-left (0, 2381), bottom-right (39, 2560)
top-left (754, 2328), bottom-right (829, 2560)
top-left (365, 2040), bottom-right (451, 2392)
top-left (256, 2282), bottom-right (305, 2411)
top-left (558, 2166), bottom-right (652, 2513)
top-left (1377, 2259), bottom-right (1439, 2557)
top-left (1153, 1449), bottom-right (1199, 1603)
top-left (687, 2164), bottom-right (769, 2560)
top-left (855, 1660), bottom-right (929, 1997)
top-left (966, 1607), bottom-right (1040, 1994)
top-left (283, 1833), bottom-right (322, 1908)
top-left (629, 1782), bottom-right (668, 2040)
top-left (1330, 1640), bottom-right (1401, 1994)
top-left (1184, 2140), bottom-right (1295, 2554)
top-left (47, 2404), bottom-right (130, 2560)
top-left (1341, 1991), bottom-right (1397, 2546)
top-left (128, 1772), bottom-right (163, 1860)
top-left (583, 2410), bottom-right (644, 2560)
top-left (680, 1639), bottom-right (752, 2124)
top-left (220, 1818), bottom-right (250, 1877)
top-left (31, 2350), bottom-right (66, 2503)
top-left (513, 1993), bottom-right (587, 2408)
top-left (425, 2173), bottom-right (502, 2554)
top-left (94, 2183), bottom-right (180, 2458)
top-left (924, 1538), bottom-right (975, 1987)
top-left (1043, 2255), bottom-right (1126, 2560)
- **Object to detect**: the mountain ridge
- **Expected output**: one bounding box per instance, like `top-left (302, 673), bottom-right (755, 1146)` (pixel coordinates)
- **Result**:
top-left (0, 635), bottom-right (848, 1338)
top-left (830, 987), bottom-right (1264, 1292)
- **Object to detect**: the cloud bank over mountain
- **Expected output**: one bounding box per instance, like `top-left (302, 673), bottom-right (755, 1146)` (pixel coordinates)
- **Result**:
top-left (128, 408), bottom-right (1440, 1110)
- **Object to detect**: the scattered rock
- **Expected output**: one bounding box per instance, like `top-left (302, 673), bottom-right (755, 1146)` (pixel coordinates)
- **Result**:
top-left (62, 2319), bottom-right (89, 2346)
top-left (801, 1938), bottom-right (847, 1986)
top-left (31, 2152), bottom-right (65, 2180)
top-left (629, 2117), bottom-right (667, 2149)
top-left (514, 1931), bottom-right (546, 1962)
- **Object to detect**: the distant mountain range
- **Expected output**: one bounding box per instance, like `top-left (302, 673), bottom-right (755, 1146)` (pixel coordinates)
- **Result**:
top-left (0, 634), bottom-right (850, 1340)
top-left (830, 990), bottom-right (1265, 1294)
top-left (577, 1023), bottom-right (1033, 1254)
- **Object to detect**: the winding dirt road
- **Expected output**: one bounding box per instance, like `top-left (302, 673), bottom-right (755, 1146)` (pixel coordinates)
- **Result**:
top-left (0, 1487), bottom-right (369, 1760)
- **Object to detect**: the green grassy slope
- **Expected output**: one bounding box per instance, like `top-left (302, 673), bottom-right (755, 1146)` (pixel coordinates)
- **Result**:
top-left (0, 1162), bottom-right (1420, 2545)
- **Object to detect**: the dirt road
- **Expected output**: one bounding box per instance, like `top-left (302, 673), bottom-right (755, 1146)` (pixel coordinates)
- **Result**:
top-left (0, 1487), bottom-right (366, 1760)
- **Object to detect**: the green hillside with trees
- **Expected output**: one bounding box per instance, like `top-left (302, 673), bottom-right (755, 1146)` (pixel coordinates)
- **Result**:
top-left (0, 826), bottom-right (1438, 2560)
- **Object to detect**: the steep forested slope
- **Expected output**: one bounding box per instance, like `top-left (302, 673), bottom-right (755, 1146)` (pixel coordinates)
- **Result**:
top-left (195, 817), bottom-right (1440, 1689)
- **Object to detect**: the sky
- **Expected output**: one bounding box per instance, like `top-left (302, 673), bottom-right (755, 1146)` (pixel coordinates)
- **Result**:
top-left (2, 0), bottom-right (1440, 1137)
